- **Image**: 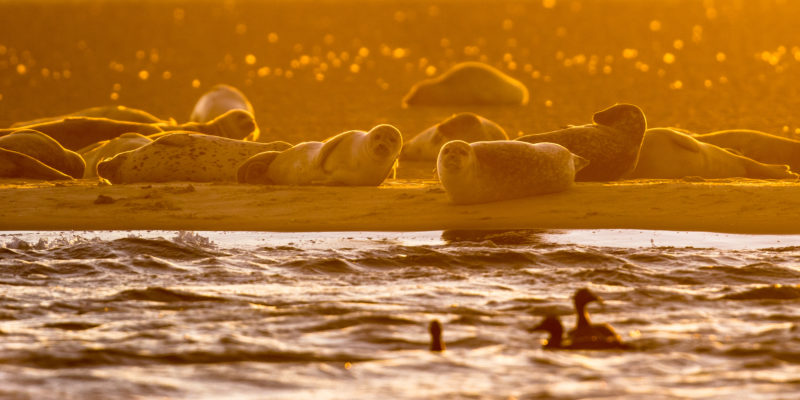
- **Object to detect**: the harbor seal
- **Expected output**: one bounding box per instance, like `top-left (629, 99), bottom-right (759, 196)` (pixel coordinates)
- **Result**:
top-left (402, 62), bottom-right (529, 106)
top-left (189, 84), bottom-right (260, 141)
top-left (515, 103), bottom-right (646, 181)
top-left (0, 129), bottom-right (85, 178)
top-left (238, 124), bottom-right (403, 186)
top-left (1, 109), bottom-right (256, 151)
top-left (79, 133), bottom-right (153, 178)
top-left (161, 109), bottom-right (258, 141)
top-left (401, 113), bottom-right (509, 161)
top-left (0, 148), bottom-right (73, 180)
top-left (1, 117), bottom-right (163, 151)
top-left (10, 105), bottom-right (170, 128)
top-left (96, 132), bottom-right (291, 183)
top-left (190, 84), bottom-right (254, 123)
top-left (436, 140), bottom-right (589, 205)
top-left (627, 128), bottom-right (798, 179)
top-left (692, 129), bottom-right (800, 172)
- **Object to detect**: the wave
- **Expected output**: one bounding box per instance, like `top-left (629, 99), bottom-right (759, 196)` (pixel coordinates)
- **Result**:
top-left (721, 284), bottom-right (800, 300)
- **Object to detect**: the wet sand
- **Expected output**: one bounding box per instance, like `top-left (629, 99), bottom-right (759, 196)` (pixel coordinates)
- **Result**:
top-left (3, 0), bottom-right (800, 233)
top-left (2, 178), bottom-right (799, 233)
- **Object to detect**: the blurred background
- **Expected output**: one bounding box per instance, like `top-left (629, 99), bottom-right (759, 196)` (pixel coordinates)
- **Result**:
top-left (2, 0), bottom-right (800, 143)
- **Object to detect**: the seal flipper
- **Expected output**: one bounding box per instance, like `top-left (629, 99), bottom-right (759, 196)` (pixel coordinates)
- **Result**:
top-left (314, 131), bottom-right (352, 169)
top-left (666, 131), bottom-right (703, 153)
top-left (572, 154), bottom-right (590, 172)
top-left (237, 151), bottom-right (281, 184)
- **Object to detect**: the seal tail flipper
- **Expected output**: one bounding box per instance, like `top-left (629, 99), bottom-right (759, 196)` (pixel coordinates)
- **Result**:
top-left (237, 151), bottom-right (281, 184)
top-left (572, 154), bottom-right (590, 173)
top-left (741, 158), bottom-right (798, 179)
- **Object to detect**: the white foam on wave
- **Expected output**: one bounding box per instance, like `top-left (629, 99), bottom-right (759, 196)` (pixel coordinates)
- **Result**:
top-left (1, 230), bottom-right (796, 251)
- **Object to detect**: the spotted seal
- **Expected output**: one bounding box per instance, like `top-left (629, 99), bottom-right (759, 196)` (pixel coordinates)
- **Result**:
top-left (401, 112), bottom-right (509, 161)
top-left (2, 108), bottom-right (256, 151)
top-left (691, 129), bottom-right (800, 172)
top-left (436, 140), bottom-right (589, 204)
top-left (238, 124), bottom-right (402, 186)
top-left (0, 148), bottom-right (73, 180)
top-left (627, 128), bottom-right (798, 179)
top-left (516, 104), bottom-right (646, 181)
top-left (11, 105), bottom-right (170, 128)
top-left (96, 132), bottom-right (290, 183)
top-left (0, 129), bottom-right (85, 178)
top-left (79, 133), bottom-right (153, 178)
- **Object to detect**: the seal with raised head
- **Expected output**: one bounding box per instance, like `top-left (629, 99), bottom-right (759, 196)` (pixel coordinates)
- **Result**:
top-left (692, 129), bottom-right (800, 172)
top-left (11, 105), bottom-right (170, 128)
top-left (402, 62), bottom-right (529, 106)
top-left (190, 84), bottom-right (254, 123)
top-left (162, 109), bottom-right (258, 141)
top-left (436, 140), bottom-right (589, 205)
top-left (79, 133), bottom-right (153, 178)
top-left (0, 129), bottom-right (85, 178)
top-left (627, 128), bottom-right (798, 179)
top-left (96, 132), bottom-right (291, 184)
top-left (515, 103), bottom-right (647, 181)
top-left (188, 84), bottom-right (261, 141)
top-left (238, 124), bottom-right (403, 186)
top-left (401, 112), bottom-right (509, 161)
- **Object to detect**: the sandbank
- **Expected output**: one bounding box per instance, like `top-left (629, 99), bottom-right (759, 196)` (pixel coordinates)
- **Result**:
top-left (1, 178), bottom-right (798, 234)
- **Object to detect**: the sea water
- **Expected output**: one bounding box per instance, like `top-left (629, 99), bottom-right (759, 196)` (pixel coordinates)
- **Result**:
top-left (1, 230), bottom-right (799, 399)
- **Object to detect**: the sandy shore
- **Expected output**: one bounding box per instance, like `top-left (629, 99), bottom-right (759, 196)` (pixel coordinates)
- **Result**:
top-left (2, 178), bottom-right (799, 234)
top-left (4, 1), bottom-right (800, 235)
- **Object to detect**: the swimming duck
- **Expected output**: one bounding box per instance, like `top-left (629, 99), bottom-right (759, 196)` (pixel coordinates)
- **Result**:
top-left (429, 319), bottom-right (445, 352)
top-left (530, 314), bottom-right (570, 349)
top-left (531, 312), bottom-right (626, 350)
top-left (568, 288), bottom-right (624, 348)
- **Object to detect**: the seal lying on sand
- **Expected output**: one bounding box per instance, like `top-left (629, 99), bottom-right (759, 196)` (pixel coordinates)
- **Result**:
top-left (1, 118), bottom-right (162, 151)
top-left (2, 109), bottom-right (257, 151)
top-left (0, 148), bottom-right (74, 180)
top-left (0, 129), bottom-right (85, 178)
top-left (691, 129), bottom-right (800, 172)
top-left (436, 140), bottom-right (589, 205)
top-left (238, 124), bottom-right (402, 186)
top-left (97, 132), bottom-right (290, 183)
top-left (79, 133), bottom-right (153, 178)
top-left (402, 62), bottom-right (529, 106)
top-left (516, 104), bottom-right (646, 181)
top-left (10, 105), bottom-right (170, 128)
top-left (627, 128), bottom-right (798, 179)
top-left (401, 113), bottom-right (509, 161)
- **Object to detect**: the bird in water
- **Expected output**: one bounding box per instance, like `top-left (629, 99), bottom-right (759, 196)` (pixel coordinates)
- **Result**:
top-left (429, 319), bottom-right (446, 352)
top-left (530, 288), bottom-right (626, 350)
top-left (569, 288), bottom-right (624, 348)
top-left (530, 314), bottom-right (571, 349)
